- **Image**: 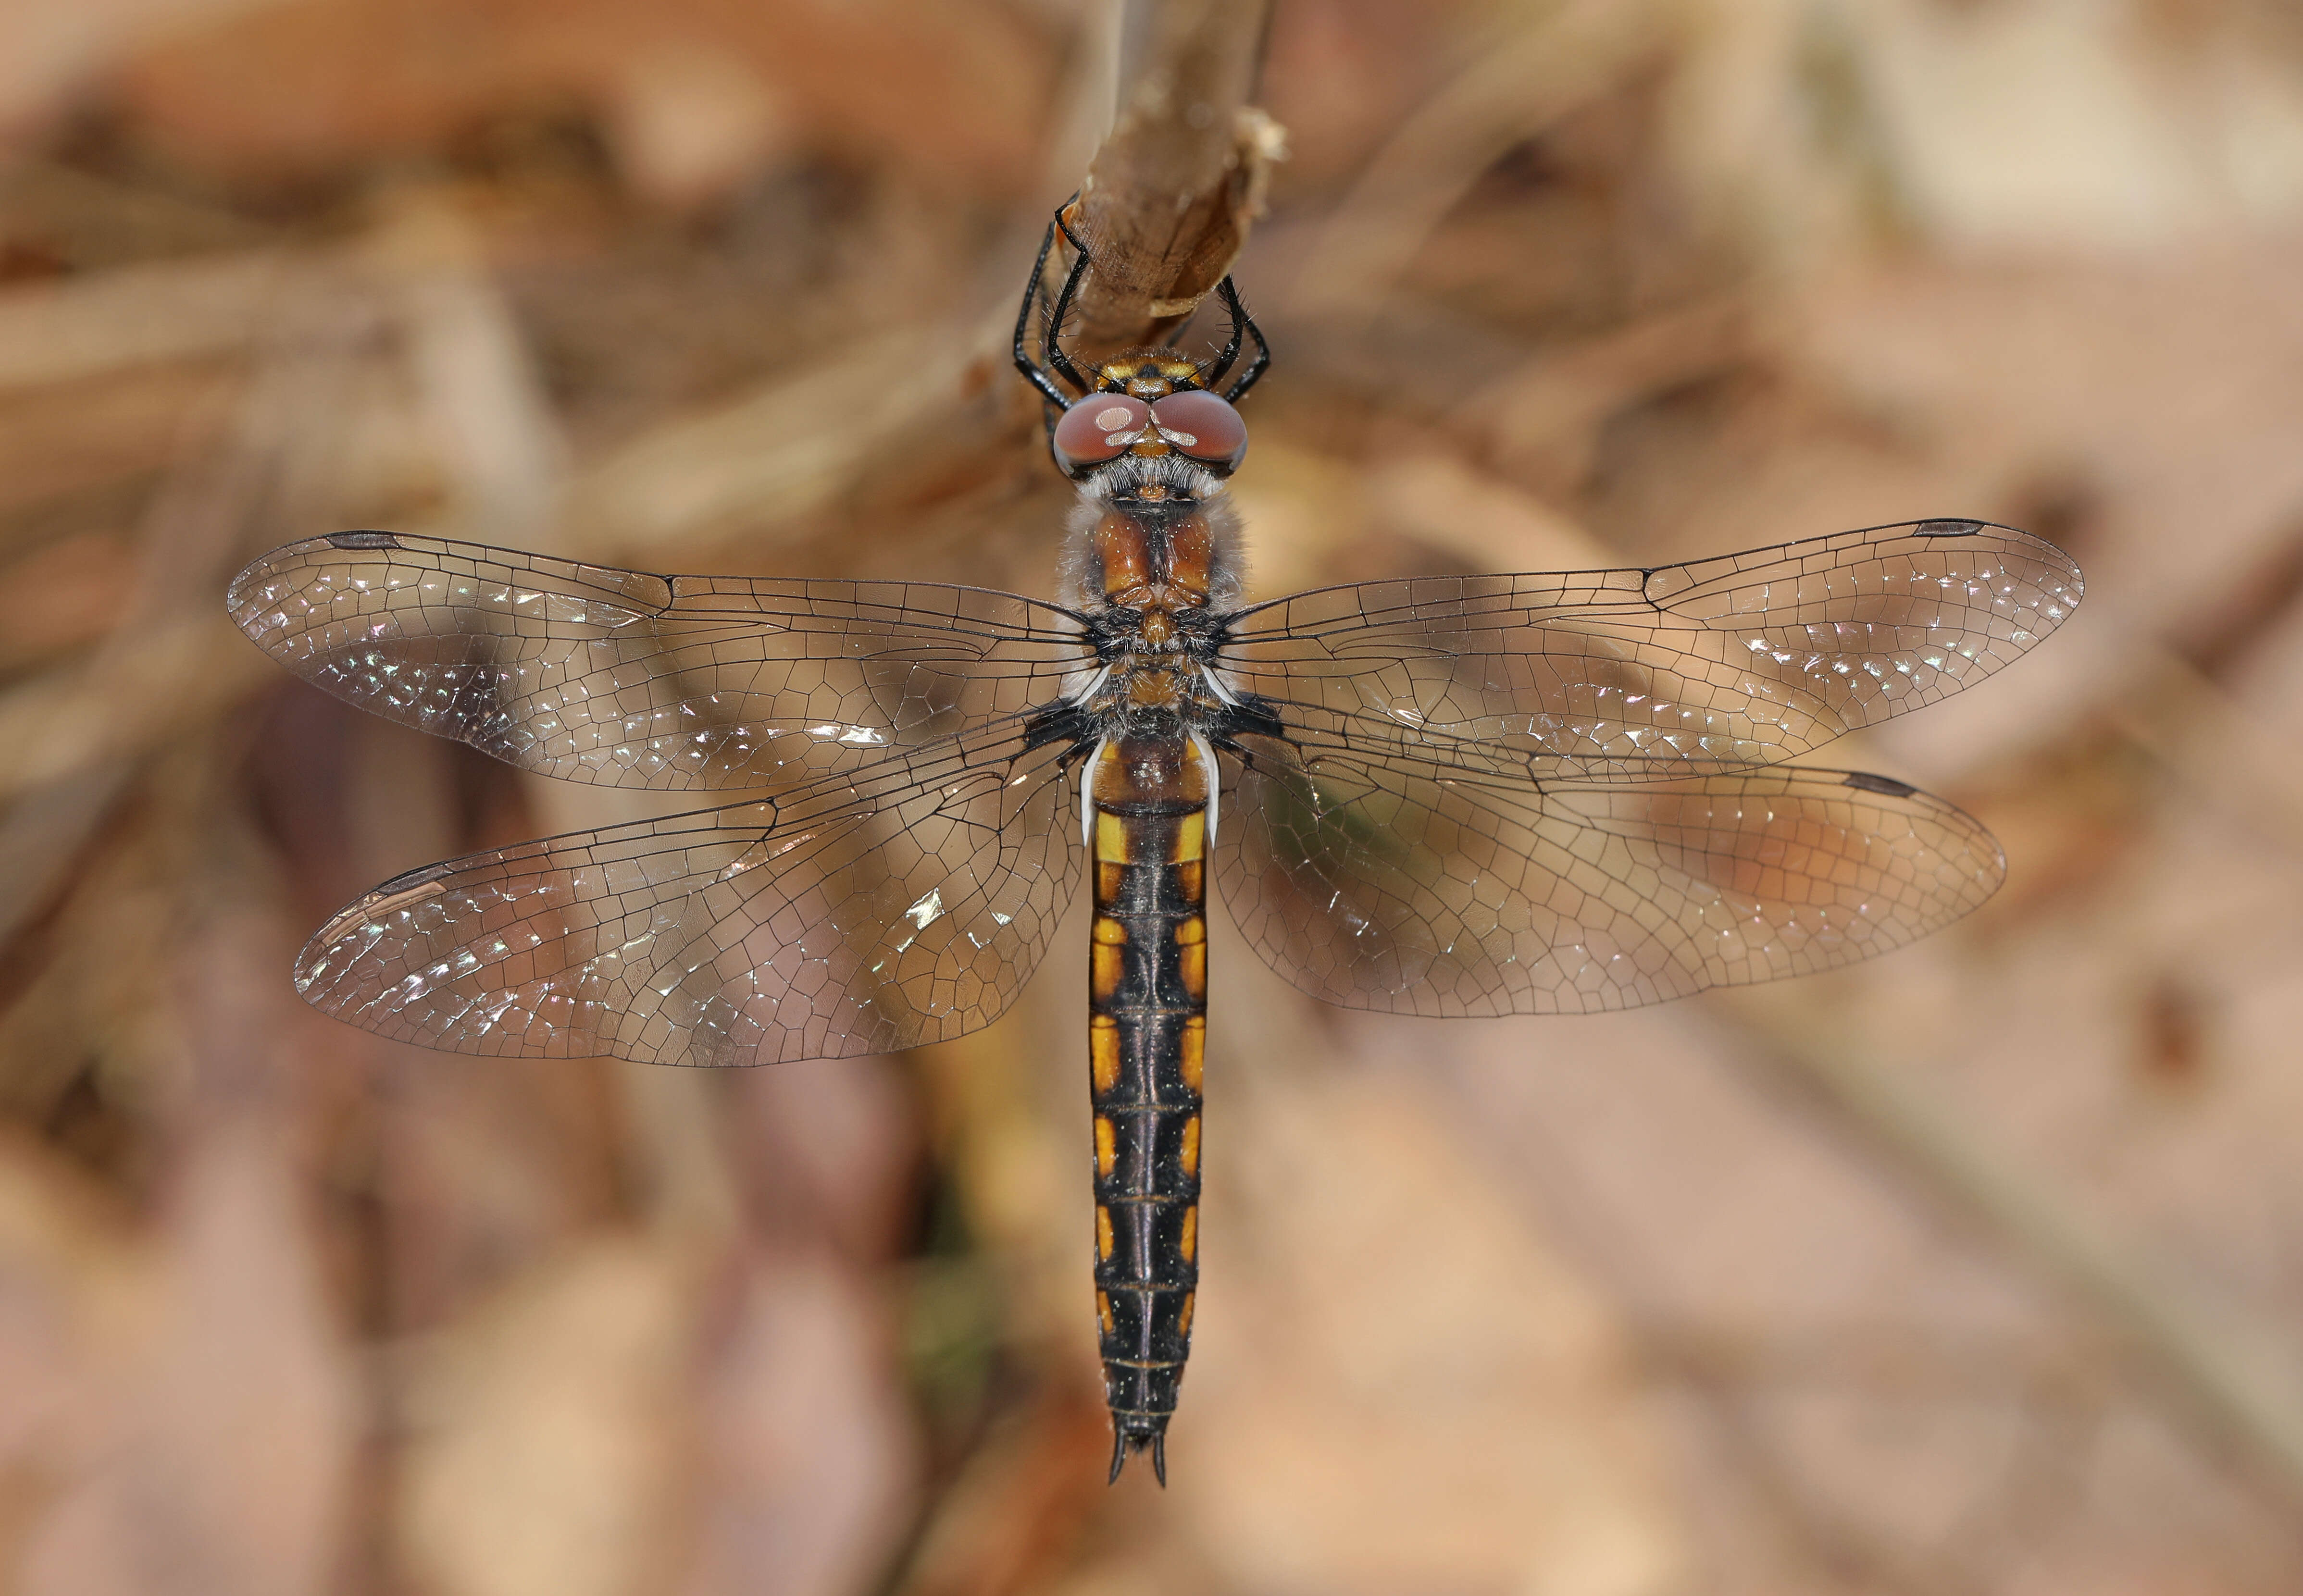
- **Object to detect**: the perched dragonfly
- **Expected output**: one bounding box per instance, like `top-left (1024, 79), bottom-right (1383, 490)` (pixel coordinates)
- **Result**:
top-left (228, 209), bottom-right (2082, 1485)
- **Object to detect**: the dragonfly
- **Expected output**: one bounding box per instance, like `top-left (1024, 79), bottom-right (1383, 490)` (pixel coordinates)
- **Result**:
top-left (227, 208), bottom-right (2083, 1485)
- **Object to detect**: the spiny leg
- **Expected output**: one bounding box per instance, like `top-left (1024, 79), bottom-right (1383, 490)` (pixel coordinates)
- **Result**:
top-left (1213, 277), bottom-right (1270, 401)
top-left (1014, 210), bottom-right (1081, 410)
top-left (1202, 274), bottom-right (1248, 387)
top-left (1044, 206), bottom-right (1095, 395)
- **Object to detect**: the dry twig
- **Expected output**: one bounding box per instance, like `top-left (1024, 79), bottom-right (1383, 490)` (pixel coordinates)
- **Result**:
top-left (1052, 0), bottom-right (1282, 362)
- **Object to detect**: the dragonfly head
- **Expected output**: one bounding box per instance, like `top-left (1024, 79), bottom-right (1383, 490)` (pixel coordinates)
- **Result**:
top-left (1052, 380), bottom-right (1248, 479)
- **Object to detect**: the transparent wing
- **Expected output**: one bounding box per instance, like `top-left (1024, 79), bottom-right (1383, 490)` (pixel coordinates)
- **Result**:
top-left (1216, 726), bottom-right (2003, 1017)
top-left (228, 531), bottom-right (1093, 789)
top-left (293, 725), bottom-right (1082, 1064)
top-left (1219, 520), bottom-right (2081, 781)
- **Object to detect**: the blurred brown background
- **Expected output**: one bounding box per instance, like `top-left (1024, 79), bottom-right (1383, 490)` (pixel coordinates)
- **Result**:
top-left (6, 0), bottom-right (2303, 1591)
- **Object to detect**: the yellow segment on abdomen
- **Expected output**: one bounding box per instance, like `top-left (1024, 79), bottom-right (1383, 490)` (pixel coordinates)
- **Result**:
top-left (1171, 811), bottom-right (1206, 863)
top-left (1089, 915), bottom-right (1127, 1002)
top-left (1095, 811), bottom-right (1130, 861)
top-left (1089, 1015), bottom-right (1120, 1094)
top-left (1175, 915), bottom-right (1207, 1000)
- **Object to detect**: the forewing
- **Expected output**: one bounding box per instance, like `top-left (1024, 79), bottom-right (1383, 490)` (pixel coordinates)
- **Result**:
top-left (1216, 731), bottom-right (2002, 1016)
top-left (294, 726), bottom-right (1082, 1064)
top-left (1220, 520), bottom-right (2081, 780)
top-left (229, 531), bottom-right (1091, 788)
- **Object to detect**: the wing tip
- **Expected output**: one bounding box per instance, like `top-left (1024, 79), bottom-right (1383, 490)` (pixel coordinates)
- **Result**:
top-left (222, 547), bottom-right (285, 628)
top-left (1908, 516), bottom-right (2087, 607)
top-left (225, 532), bottom-right (394, 629)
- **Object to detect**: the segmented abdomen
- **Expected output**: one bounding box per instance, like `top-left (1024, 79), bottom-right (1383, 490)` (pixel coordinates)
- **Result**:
top-left (1086, 734), bottom-right (1208, 1485)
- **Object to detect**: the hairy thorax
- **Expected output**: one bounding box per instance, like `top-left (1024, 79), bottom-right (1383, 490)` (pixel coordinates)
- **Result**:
top-left (1062, 456), bottom-right (1245, 740)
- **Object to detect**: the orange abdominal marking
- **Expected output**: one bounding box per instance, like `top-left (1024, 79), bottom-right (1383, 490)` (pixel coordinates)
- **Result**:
top-left (1090, 916), bottom-right (1126, 1001)
top-left (1090, 1016), bottom-right (1120, 1093)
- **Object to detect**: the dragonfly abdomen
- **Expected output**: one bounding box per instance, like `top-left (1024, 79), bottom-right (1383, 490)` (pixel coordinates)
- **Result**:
top-left (1085, 733), bottom-right (1211, 1485)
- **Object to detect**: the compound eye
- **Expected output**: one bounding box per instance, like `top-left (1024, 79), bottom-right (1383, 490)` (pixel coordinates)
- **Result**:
top-left (1150, 388), bottom-right (1248, 473)
top-left (1052, 395), bottom-right (1152, 474)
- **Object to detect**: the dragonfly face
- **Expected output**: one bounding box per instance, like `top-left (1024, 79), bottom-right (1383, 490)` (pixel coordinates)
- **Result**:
top-left (226, 208), bottom-right (2084, 1489)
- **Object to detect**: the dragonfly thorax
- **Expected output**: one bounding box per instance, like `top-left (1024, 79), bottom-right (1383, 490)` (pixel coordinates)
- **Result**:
top-left (1063, 454), bottom-right (1242, 738)
top-left (1061, 455), bottom-right (1243, 617)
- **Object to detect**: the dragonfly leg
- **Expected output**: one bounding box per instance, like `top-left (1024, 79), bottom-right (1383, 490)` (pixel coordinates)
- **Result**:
top-left (1044, 204), bottom-right (1095, 394)
top-left (1013, 198), bottom-right (1091, 408)
top-left (1214, 276), bottom-right (1270, 402)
